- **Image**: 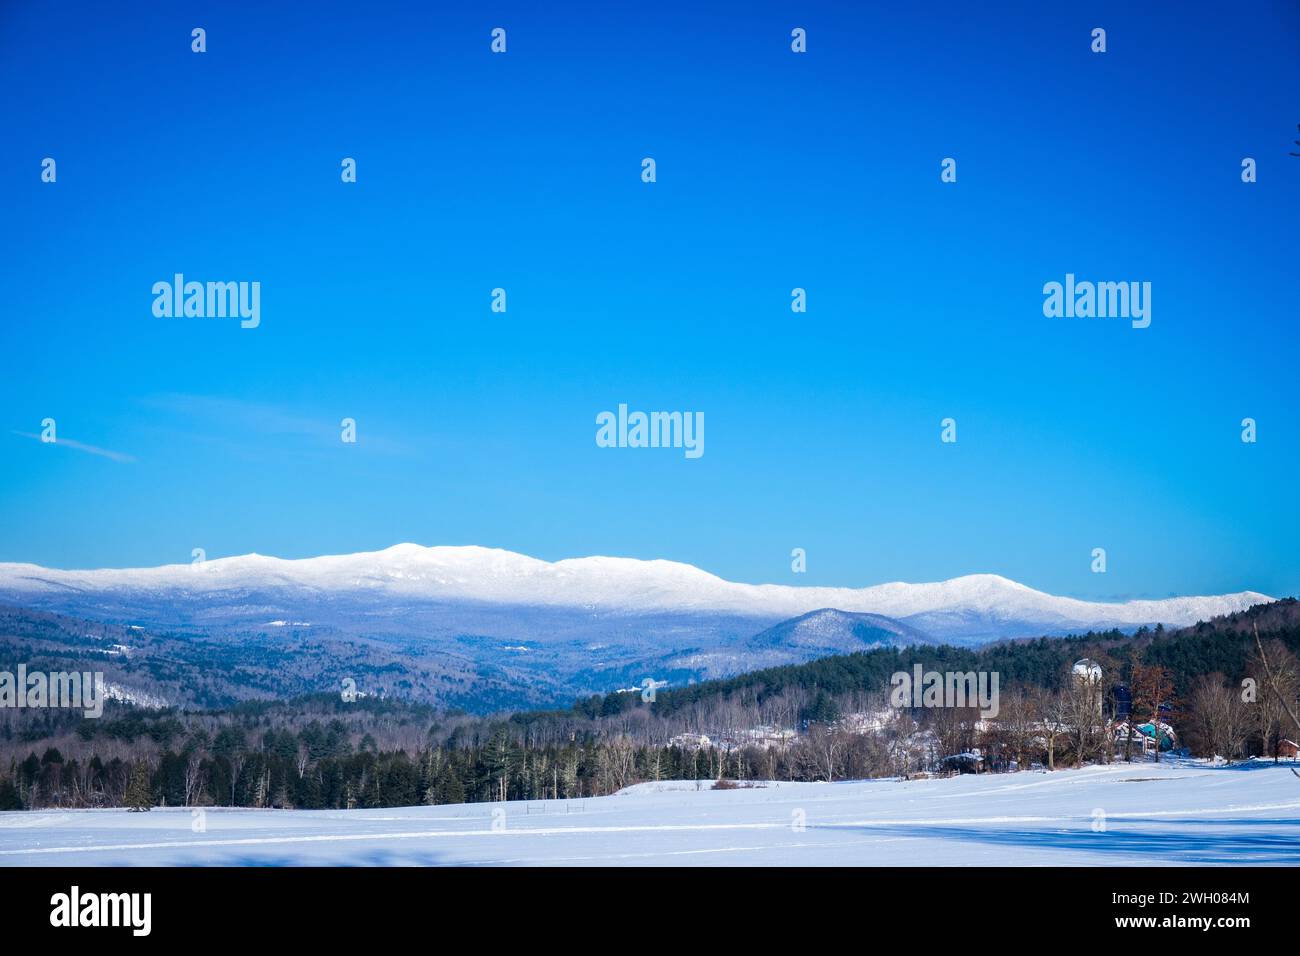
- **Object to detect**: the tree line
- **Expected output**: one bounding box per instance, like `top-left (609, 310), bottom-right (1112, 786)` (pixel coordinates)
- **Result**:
top-left (2, 599), bottom-right (1297, 810)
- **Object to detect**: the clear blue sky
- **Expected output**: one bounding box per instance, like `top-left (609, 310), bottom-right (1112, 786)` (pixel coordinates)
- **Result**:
top-left (2, 1), bottom-right (1297, 601)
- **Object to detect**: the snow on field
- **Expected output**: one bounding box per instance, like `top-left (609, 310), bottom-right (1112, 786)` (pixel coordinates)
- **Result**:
top-left (2, 759), bottom-right (1298, 866)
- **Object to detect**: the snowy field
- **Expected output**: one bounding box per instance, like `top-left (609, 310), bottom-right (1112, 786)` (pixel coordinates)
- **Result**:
top-left (2, 758), bottom-right (1298, 866)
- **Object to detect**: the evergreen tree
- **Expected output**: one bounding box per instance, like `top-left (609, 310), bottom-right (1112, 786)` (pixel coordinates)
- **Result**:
top-left (124, 762), bottom-right (153, 811)
top-left (436, 763), bottom-right (465, 805)
top-left (19, 753), bottom-right (40, 788)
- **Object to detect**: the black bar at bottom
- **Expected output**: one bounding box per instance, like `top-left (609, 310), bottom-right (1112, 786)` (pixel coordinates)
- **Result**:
top-left (1, 866), bottom-right (1278, 941)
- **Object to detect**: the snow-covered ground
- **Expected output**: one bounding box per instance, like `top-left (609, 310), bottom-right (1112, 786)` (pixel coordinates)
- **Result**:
top-left (2, 759), bottom-right (1297, 866)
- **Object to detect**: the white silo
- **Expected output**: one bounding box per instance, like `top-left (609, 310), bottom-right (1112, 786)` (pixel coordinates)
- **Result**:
top-left (1072, 659), bottom-right (1104, 718)
top-left (1072, 659), bottom-right (1103, 684)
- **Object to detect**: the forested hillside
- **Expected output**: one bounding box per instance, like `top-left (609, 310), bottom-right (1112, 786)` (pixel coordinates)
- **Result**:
top-left (2, 599), bottom-right (1296, 811)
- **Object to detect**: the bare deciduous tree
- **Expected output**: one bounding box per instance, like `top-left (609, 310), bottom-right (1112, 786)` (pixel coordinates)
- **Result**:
top-left (1131, 663), bottom-right (1177, 762)
top-left (1251, 626), bottom-right (1300, 757)
top-left (183, 751), bottom-right (206, 807)
top-left (1188, 674), bottom-right (1250, 762)
top-left (1033, 687), bottom-right (1068, 771)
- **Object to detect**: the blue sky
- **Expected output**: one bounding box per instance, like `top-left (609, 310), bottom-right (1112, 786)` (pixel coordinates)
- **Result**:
top-left (2, 1), bottom-right (1297, 600)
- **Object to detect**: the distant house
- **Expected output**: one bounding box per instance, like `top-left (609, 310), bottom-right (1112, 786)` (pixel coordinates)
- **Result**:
top-left (742, 726), bottom-right (798, 749)
top-left (710, 726), bottom-right (799, 752)
top-left (837, 711), bottom-right (891, 735)
top-left (939, 750), bottom-right (985, 774)
top-left (1113, 720), bottom-right (1176, 753)
top-left (667, 733), bottom-right (711, 751)
top-left (1278, 739), bottom-right (1299, 759)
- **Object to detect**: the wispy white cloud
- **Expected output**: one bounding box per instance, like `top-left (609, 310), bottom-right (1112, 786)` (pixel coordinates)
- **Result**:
top-left (139, 393), bottom-right (416, 455)
top-left (12, 431), bottom-right (137, 464)
top-left (142, 394), bottom-right (331, 438)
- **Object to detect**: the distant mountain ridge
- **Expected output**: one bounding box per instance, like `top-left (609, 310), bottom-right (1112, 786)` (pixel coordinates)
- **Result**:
top-left (748, 609), bottom-right (936, 653)
top-left (0, 543), bottom-right (1271, 644)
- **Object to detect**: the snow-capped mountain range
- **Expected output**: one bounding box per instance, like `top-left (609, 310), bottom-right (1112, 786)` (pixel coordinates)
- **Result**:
top-left (0, 543), bottom-right (1272, 643)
